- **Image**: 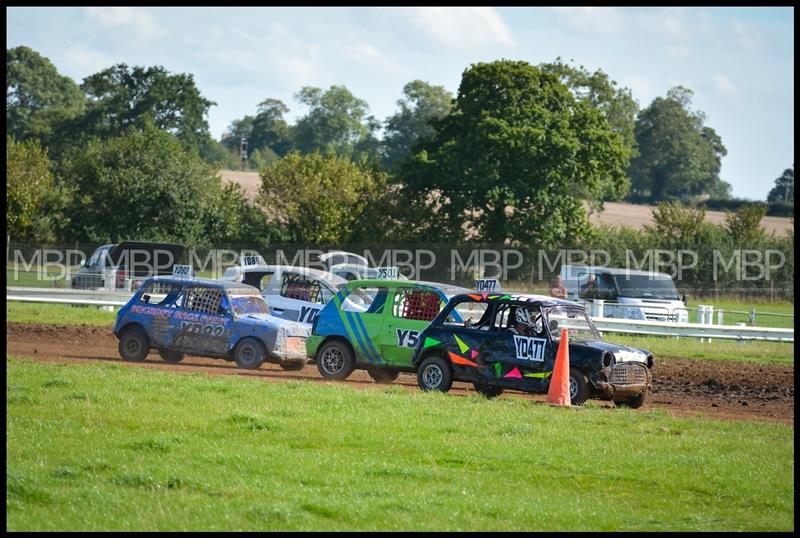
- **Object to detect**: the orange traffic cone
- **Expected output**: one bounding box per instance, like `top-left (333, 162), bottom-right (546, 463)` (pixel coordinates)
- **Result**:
top-left (546, 328), bottom-right (571, 406)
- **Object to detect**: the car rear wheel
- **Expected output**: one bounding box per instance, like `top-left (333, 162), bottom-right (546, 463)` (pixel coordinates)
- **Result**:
top-left (158, 350), bottom-right (184, 364)
top-left (316, 340), bottom-right (355, 380)
top-left (417, 356), bottom-right (453, 393)
top-left (118, 328), bottom-right (149, 362)
top-left (473, 383), bottom-right (504, 398)
top-left (279, 361), bottom-right (306, 371)
top-left (367, 368), bottom-right (400, 384)
top-left (568, 367), bottom-right (590, 405)
top-left (233, 338), bottom-right (266, 369)
top-left (615, 390), bottom-right (649, 409)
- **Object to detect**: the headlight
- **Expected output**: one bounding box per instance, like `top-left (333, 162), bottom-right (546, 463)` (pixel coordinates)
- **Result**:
top-left (677, 309), bottom-right (688, 323)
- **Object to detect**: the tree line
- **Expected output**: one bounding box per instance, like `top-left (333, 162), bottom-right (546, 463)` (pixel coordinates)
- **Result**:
top-left (6, 46), bottom-right (793, 250)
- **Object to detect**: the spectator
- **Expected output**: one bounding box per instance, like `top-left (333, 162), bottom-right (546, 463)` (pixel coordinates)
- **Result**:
top-left (581, 274), bottom-right (598, 299)
top-left (549, 275), bottom-right (568, 299)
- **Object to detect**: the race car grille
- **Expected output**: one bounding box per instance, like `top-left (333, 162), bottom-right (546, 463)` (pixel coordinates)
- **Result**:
top-left (610, 363), bottom-right (648, 385)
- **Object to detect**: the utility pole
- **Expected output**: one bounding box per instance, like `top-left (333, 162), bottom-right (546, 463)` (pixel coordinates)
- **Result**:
top-left (239, 136), bottom-right (248, 171)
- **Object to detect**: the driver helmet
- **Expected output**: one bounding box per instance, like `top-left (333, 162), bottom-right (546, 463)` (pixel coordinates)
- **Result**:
top-left (514, 307), bottom-right (540, 332)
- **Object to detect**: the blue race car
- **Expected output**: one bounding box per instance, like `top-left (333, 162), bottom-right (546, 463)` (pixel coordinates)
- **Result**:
top-left (113, 276), bottom-right (309, 370)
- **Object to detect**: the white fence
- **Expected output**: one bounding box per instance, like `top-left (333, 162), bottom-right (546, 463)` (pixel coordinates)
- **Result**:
top-left (6, 286), bottom-right (794, 343)
top-left (592, 317), bottom-right (793, 342)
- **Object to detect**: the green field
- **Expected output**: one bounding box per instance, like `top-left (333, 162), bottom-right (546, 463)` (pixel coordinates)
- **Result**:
top-left (6, 357), bottom-right (793, 531)
top-left (611, 335), bottom-right (793, 366)
top-left (7, 302), bottom-right (117, 327)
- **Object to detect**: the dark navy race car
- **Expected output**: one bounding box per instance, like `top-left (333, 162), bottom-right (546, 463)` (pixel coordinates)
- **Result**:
top-left (411, 293), bottom-right (653, 407)
top-left (113, 276), bottom-right (309, 370)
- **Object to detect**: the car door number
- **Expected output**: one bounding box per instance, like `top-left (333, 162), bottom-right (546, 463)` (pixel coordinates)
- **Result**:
top-left (396, 328), bottom-right (419, 347)
top-left (299, 306), bottom-right (320, 323)
top-left (513, 335), bottom-right (547, 361)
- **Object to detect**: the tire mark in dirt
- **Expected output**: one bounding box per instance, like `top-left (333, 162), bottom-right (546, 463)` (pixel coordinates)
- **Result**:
top-left (6, 323), bottom-right (794, 425)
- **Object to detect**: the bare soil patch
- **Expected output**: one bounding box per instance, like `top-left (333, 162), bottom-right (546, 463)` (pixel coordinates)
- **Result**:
top-left (6, 323), bottom-right (794, 425)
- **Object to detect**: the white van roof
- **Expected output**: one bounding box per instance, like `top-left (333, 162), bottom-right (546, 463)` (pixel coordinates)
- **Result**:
top-left (561, 265), bottom-right (675, 279)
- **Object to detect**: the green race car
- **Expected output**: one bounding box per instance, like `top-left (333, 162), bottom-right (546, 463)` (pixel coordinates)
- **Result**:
top-left (306, 279), bottom-right (469, 383)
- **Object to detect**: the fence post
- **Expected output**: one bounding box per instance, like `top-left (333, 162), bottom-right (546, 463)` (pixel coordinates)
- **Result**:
top-left (592, 299), bottom-right (604, 318)
top-left (717, 308), bottom-right (724, 325)
top-left (735, 323), bottom-right (746, 345)
top-left (750, 307), bottom-right (756, 326)
top-left (698, 305), bottom-right (710, 343)
top-left (706, 305), bottom-right (714, 343)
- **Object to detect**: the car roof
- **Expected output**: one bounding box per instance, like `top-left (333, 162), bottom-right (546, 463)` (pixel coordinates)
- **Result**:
top-left (562, 265), bottom-right (674, 279)
top-left (146, 276), bottom-right (259, 291)
top-left (228, 264), bottom-right (347, 287)
top-left (345, 279), bottom-right (470, 294)
top-left (448, 292), bottom-right (583, 308)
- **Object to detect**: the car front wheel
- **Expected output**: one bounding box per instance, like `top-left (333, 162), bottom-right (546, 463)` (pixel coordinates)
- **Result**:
top-left (316, 340), bottom-right (355, 380)
top-left (568, 367), bottom-right (590, 405)
top-left (118, 328), bottom-right (149, 362)
top-left (417, 356), bottom-right (453, 393)
top-left (233, 338), bottom-right (266, 369)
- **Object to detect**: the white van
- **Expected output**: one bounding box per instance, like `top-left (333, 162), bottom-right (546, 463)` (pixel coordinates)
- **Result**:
top-left (559, 265), bottom-right (688, 323)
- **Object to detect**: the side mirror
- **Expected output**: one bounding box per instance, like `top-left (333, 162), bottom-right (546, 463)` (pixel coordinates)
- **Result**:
top-left (142, 294), bottom-right (151, 304)
top-left (682, 294), bottom-right (687, 305)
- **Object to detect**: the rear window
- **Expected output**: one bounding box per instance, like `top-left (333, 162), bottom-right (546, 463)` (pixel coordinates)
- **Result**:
top-left (138, 282), bottom-right (183, 307)
top-left (341, 287), bottom-right (387, 313)
top-left (280, 273), bottom-right (325, 304)
top-left (392, 288), bottom-right (444, 321)
top-left (444, 300), bottom-right (490, 329)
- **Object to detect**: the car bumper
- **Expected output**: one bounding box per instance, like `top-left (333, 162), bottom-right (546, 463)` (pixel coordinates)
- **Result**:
top-left (595, 362), bottom-right (652, 399)
top-left (270, 335), bottom-right (308, 364)
top-left (305, 335), bottom-right (323, 359)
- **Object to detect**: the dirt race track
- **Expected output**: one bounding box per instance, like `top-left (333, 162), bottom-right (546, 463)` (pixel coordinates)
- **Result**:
top-left (6, 323), bottom-right (794, 425)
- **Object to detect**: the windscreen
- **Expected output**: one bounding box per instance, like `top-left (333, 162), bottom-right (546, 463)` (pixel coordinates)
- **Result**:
top-left (229, 290), bottom-right (270, 316)
top-left (613, 274), bottom-right (680, 300)
top-left (544, 306), bottom-right (601, 342)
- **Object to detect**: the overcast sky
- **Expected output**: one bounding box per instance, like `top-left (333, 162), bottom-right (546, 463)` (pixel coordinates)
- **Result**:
top-left (7, 6), bottom-right (794, 200)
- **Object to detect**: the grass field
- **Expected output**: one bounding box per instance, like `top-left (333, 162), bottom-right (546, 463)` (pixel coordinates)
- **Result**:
top-left (7, 302), bottom-right (117, 327)
top-left (6, 357), bottom-right (794, 531)
top-left (6, 302), bottom-right (794, 366)
top-left (610, 335), bottom-right (793, 366)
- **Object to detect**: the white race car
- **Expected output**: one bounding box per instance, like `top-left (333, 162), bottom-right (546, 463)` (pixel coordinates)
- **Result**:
top-left (319, 251), bottom-right (408, 281)
top-left (220, 262), bottom-right (348, 326)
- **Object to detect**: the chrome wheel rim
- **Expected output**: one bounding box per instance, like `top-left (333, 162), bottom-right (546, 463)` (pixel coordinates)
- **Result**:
top-left (320, 347), bottom-right (345, 375)
top-left (422, 364), bottom-right (443, 388)
top-left (569, 377), bottom-right (578, 400)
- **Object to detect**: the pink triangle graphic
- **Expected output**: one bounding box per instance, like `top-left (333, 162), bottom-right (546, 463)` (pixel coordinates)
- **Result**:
top-left (470, 350), bottom-right (479, 359)
top-left (504, 367), bottom-right (522, 379)
top-left (481, 292), bottom-right (489, 299)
